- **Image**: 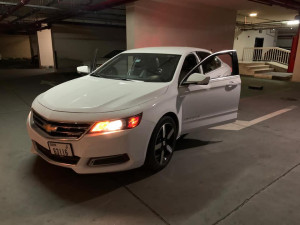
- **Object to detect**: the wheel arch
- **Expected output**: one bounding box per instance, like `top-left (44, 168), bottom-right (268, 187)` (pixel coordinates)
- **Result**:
top-left (162, 112), bottom-right (180, 138)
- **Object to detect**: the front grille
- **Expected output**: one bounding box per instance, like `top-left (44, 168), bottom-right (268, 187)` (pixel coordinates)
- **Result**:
top-left (32, 111), bottom-right (91, 139)
top-left (35, 142), bottom-right (80, 165)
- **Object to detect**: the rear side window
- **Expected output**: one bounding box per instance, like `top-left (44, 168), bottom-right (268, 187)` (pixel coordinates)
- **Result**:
top-left (178, 54), bottom-right (199, 84)
top-left (202, 56), bottom-right (222, 74)
top-left (196, 52), bottom-right (210, 61)
top-left (197, 51), bottom-right (222, 74)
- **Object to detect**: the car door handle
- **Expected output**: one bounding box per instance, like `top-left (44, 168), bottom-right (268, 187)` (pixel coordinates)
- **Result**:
top-left (228, 81), bottom-right (237, 85)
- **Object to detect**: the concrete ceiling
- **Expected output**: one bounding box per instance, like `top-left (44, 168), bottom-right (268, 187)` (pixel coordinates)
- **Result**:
top-left (165, 0), bottom-right (299, 32)
top-left (0, 0), bottom-right (299, 34)
top-left (237, 5), bottom-right (298, 23)
top-left (186, 0), bottom-right (299, 31)
top-left (0, 0), bottom-right (127, 34)
top-left (165, 0), bottom-right (294, 10)
top-left (153, 0), bottom-right (298, 22)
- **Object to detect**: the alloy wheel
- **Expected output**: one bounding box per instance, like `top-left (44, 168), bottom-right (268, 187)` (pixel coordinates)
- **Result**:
top-left (154, 123), bottom-right (176, 165)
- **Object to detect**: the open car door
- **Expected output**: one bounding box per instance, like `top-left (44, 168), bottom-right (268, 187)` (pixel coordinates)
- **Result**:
top-left (179, 50), bottom-right (241, 133)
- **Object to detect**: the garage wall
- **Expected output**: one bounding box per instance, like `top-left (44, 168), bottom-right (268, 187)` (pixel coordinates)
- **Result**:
top-left (0, 34), bottom-right (31, 59)
top-left (277, 38), bottom-right (293, 49)
top-left (52, 24), bottom-right (126, 69)
top-left (292, 34), bottom-right (300, 82)
top-left (276, 32), bottom-right (294, 50)
top-left (233, 29), bottom-right (277, 60)
top-left (126, 0), bottom-right (236, 53)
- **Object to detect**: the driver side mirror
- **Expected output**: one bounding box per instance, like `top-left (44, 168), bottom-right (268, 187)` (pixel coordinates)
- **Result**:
top-left (77, 65), bottom-right (90, 75)
top-left (182, 73), bottom-right (210, 85)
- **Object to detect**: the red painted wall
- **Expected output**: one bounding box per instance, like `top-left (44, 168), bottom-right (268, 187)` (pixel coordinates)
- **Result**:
top-left (126, 0), bottom-right (236, 53)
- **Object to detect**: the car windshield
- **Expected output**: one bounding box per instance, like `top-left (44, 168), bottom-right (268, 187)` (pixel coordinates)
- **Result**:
top-left (92, 53), bottom-right (181, 82)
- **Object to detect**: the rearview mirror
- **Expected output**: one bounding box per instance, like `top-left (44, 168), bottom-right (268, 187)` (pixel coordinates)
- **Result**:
top-left (77, 65), bottom-right (90, 74)
top-left (183, 73), bottom-right (210, 85)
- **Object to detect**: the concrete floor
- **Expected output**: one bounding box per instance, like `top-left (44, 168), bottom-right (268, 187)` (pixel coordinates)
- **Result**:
top-left (1, 71), bottom-right (300, 225)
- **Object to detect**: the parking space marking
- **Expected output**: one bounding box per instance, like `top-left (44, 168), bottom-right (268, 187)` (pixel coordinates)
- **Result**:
top-left (210, 105), bottom-right (297, 131)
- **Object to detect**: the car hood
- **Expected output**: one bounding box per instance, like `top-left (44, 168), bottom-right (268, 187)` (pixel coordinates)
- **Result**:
top-left (37, 76), bottom-right (169, 113)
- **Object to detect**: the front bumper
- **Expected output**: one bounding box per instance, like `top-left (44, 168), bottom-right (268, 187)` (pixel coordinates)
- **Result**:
top-left (27, 111), bottom-right (154, 174)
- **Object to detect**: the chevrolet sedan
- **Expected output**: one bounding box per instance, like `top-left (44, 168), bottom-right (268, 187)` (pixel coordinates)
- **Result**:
top-left (27, 47), bottom-right (241, 173)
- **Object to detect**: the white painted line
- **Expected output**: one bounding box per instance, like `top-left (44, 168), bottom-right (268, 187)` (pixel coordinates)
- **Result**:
top-left (210, 105), bottom-right (297, 131)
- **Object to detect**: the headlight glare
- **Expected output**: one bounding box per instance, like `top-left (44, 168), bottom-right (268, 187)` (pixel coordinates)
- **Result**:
top-left (89, 113), bottom-right (142, 134)
top-left (90, 120), bottom-right (123, 133)
top-left (107, 120), bottom-right (123, 131)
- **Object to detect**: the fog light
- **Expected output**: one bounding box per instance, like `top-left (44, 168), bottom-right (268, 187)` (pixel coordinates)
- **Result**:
top-left (88, 154), bottom-right (130, 166)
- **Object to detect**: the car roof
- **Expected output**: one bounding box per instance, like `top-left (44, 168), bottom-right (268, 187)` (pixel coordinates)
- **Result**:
top-left (123, 47), bottom-right (212, 55)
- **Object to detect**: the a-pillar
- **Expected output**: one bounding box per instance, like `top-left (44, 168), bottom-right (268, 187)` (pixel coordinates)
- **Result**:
top-left (37, 28), bottom-right (55, 69)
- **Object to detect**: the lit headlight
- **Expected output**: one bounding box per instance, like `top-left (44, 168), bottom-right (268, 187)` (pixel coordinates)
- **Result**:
top-left (89, 113), bottom-right (142, 133)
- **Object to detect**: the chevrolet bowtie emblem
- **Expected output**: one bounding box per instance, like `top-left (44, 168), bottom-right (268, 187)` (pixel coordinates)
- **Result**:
top-left (43, 124), bottom-right (58, 133)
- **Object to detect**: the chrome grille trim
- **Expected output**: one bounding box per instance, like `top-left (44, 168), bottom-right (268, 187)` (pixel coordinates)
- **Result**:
top-left (32, 110), bottom-right (92, 139)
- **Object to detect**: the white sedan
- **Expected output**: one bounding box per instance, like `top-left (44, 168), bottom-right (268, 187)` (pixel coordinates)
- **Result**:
top-left (27, 47), bottom-right (241, 173)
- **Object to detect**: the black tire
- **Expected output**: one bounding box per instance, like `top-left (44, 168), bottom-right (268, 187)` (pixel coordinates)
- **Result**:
top-left (144, 116), bottom-right (177, 171)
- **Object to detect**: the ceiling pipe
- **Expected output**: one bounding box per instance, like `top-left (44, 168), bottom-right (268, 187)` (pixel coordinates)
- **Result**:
top-left (1, 0), bottom-right (137, 33)
top-left (0, 0), bottom-right (31, 22)
top-left (37, 0), bottom-right (137, 27)
top-left (237, 19), bottom-right (299, 29)
top-left (84, 0), bottom-right (137, 11)
top-left (11, 0), bottom-right (59, 23)
top-left (0, 1), bottom-right (59, 10)
top-left (249, 0), bottom-right (300, 11)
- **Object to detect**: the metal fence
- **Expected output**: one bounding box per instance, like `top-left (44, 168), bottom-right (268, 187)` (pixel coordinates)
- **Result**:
top-left (242, 47), bottom-right (291, 65)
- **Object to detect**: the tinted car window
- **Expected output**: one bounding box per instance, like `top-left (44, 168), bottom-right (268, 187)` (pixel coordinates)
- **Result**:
top-left (196, 51), bottom-right (210, 61)
top-left (196, 51), bottom-right (222, 74)
top-left (201, 56), bottom-right (221, 74)
top-left (179, 54), bottom-right (199, 84)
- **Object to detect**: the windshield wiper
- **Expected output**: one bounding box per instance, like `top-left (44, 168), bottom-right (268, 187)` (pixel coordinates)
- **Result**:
top-left (113, 77), bottom-right (133, 81)
top-left (90, 74), bottom-right (133, 81)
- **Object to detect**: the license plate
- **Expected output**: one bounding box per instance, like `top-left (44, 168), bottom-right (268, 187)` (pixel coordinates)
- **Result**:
top-left (48, 142), bottom-right (73, 157)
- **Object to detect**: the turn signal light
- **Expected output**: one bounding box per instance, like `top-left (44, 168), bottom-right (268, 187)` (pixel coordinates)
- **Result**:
top-left (89, 113), bottom-right (142, 134)
top-left (127, 115), bottom-right (141, 129)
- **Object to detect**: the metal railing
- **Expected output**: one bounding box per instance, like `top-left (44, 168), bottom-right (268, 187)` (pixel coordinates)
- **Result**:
top-left (242, 47), bottom-right (291, 65)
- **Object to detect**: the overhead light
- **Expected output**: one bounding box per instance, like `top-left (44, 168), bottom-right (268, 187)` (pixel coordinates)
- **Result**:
top-left (249, 12), bottom-right (258, 17)
top-left (286, 20), bottom-right (300, 25)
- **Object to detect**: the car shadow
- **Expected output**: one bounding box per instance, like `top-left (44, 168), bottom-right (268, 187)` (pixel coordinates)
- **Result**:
top-left (175, 137), bottom-right (222, 151)
top-left (31, 136), bottom-right (221, 202)
top-left (31, 156), bottom-right (156, 203)
top-left (30, 131), bottom-right (252, 221)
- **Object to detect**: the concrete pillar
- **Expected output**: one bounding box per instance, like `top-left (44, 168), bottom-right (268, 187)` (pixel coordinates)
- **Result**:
top-left (292, 34), bottom-right (300, 82)
top-left (37, 28), bottom-right (55, 68)
top-left (126, 0), bottom-right (236, 52)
